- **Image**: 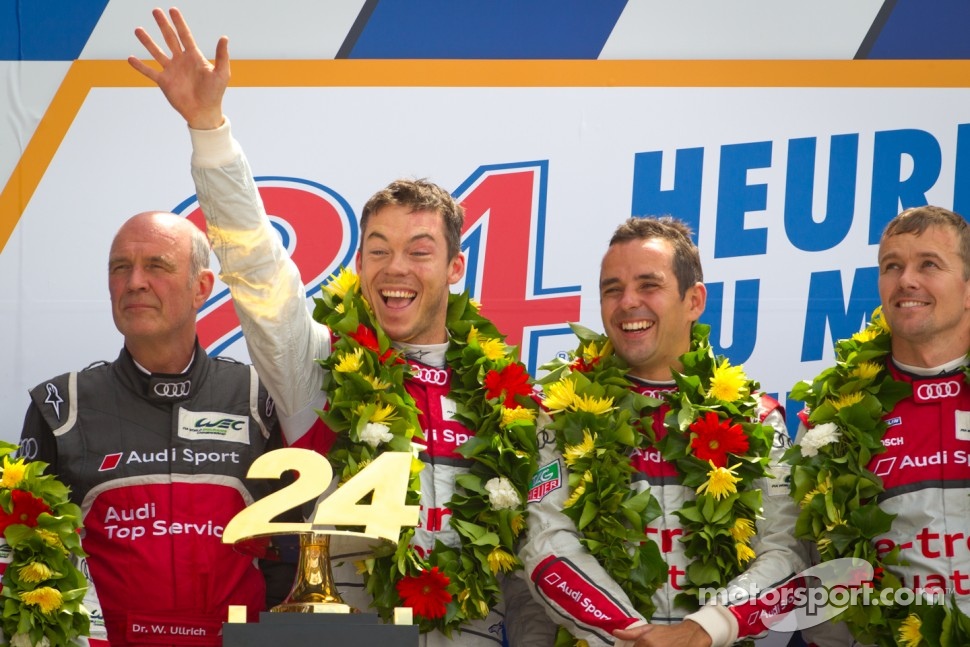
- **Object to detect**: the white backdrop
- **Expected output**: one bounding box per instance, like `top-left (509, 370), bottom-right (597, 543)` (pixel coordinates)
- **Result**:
top-left (3, 70), bottom-right (969, 439)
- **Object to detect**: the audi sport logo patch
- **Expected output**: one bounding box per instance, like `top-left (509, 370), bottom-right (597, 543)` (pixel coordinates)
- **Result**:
top-left (99, 453), bottom-right (123, 471)
top-left (528, 460), bottom-right (562, 502)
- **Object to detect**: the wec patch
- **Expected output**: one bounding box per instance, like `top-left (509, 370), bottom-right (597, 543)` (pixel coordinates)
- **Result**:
top-left (178, 409), bottom-right (250, 444)
top-left (528, 460), bottom-right (562, 502)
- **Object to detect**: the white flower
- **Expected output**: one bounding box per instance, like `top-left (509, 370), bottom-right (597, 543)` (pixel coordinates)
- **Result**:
top-left (800, 422), bottom-right (841, 457)
top-left (11, 635), bottom-right (49, 647)
top-left (360, 422), bottom-right (393, 448)
top-left (485, 477), bottom-right (521, 511)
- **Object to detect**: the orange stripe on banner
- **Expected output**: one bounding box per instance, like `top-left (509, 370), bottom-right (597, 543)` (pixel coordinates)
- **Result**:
top-left (2, 59), bottom-right (969, 251)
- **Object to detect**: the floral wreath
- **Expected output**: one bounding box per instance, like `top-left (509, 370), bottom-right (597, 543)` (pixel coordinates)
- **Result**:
top-left (539, 322), bottom-right (775, 643)
top-left (0, 441), bottom-right (88, 647)
top-left (785, 306), bottom-right (970, 647)
top-left (311, 268), bottom-right (538, 634)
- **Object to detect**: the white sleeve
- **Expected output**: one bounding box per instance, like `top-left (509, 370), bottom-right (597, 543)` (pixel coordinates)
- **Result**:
top-left (188, 121), bottom-right (332, 443)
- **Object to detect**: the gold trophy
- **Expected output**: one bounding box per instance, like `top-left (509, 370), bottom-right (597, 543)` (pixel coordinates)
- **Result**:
top-left (223, 449), bottom-right (419, 614)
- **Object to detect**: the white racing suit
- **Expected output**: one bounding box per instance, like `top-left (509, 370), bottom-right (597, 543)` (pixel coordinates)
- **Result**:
top-left (187, 120), bottom-right (553, 646)
top-left (800, 358), bottom-right (970, 647)
top-left (520, 379), bottom-right (807, 647)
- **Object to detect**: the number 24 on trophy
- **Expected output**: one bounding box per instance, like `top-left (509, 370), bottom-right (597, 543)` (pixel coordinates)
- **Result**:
top-left (222, 449), bottom-right (420, 544)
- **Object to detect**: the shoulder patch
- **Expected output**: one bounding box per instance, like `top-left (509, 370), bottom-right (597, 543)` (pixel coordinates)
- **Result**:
top-left (528, 460), bottom-right (563, 502)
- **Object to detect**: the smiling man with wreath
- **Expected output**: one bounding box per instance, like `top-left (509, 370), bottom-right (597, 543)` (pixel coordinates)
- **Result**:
top-left (520, 217), bottom-right (806, 647)
top-left (792, 205), bottom-right (970, 647)
top-left (129, 7), bottom-right (554, 646)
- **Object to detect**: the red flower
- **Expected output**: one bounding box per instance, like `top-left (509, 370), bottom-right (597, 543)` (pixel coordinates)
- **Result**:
top-left (0, 489), bottom-right (51, 533)
top-left (570, 356), bottom-right (600, 373)
top-left (689, 412), bottom-right (749, 468)
top-left (395, 566), bottom-right (452, 619)
top-left (484, 363), bottom-right (532, 408)
top-left (348, 324), bottom-right (397, 363)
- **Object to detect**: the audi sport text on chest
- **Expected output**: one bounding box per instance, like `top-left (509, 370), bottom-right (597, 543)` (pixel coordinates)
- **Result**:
top-left (123, 448), bottom-right (241, 466)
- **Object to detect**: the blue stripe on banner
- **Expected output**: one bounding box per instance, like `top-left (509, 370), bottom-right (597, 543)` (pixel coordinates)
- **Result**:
top-left (347, 0), bottom-right (629, 59)
top-left (866, 0), bottom-right (970, 59)
top-left (0, 0), bottom-right (108, 61)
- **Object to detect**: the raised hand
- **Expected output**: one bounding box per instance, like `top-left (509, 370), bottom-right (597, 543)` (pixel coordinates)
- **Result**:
top-left (128, 7), bottom-right (229, 130)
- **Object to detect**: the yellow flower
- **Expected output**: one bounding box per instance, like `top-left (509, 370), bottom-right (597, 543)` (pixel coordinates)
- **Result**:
top-left (708, 360), bottom-right (748, 403)
top-left (334, 302), bottom-right (345, 314)
top-left (897, 614), bottom-right (922, 647)
top-left (0, 455), bottom-right (26, 489)
top-left (572, 394), bottom-right (614, 415)
top-left (486, 547), bottom-right (518, 574)
top-left (816, 536), bottom-right (833, 555)
top-left (799, 477), bottom-right (832, 508)
top-left (871, 305), bottom-right (891, 334)
top-left (36, 529), bottom-right (64, 551)
top-left (364, 375), bottom-right (390, 391)
top-left (583, 338), bottom-right (612, 362)
top-left (500, 407), bottom-right (536, 428)
top-left (830, 391), bottom-right (864, 411)
top-left (696, 461), bottom-right (742, 500)
top-left (479, 338), bottom-right (507, 361)
top-left (736, 542), bottom-right (756, 565)
top-left (334, 348), bottom-right (363, 373)
top-left (851, 328), bottom-right (878, 343)
top-left (563, 471), bottom-right (592, 508)
top-left (322, 268), bottom-right (359, 299)
top-left (18, 562), bottom-right (53, 583)
top-left (469, 298), bottom-right (482, 312)
top-left (367, 403), bottom-right (398, 424)
top-left (510, 514), bottom-right (526, 537)
top-left (543, 379), bottom-right (577, 413)
top-left (19, 587), bottom-right (63, 614)
top-left (730, 517), bottom-right (757, 544)
top-left (848, 361), bottom-right (882, 381)
top-left (564, 430), bottom-right (596, 466)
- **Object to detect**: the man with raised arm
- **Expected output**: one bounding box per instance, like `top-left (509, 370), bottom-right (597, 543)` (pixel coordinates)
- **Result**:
top-left (129, 8), bottom-right (552, 646)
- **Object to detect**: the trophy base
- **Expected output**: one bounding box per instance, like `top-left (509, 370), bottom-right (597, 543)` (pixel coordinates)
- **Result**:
top-left (224, 611), bottom-right (418, 647)
top-left (271, 602), bottom-right (353, 614)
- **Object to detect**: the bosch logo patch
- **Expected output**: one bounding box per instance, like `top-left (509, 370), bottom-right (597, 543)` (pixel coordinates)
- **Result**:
top-left (412, 366), bottom-right (449, 386)
top-left (915, 381), bottom-right (961, 402)
top-left (153, 380), bottom-right (191, 399)
top-left (99, 453), bottom-right (123, 471)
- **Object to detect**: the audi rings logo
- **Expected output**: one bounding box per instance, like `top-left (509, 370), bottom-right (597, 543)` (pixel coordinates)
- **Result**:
top-left (916, 381), bottom-right (961, 401)
top-left (154, 380), bottom-right (192, 398)
top-left (412, 366), bottom-right (449, 386)
top-left (16, 437), bottom-right (39, 461)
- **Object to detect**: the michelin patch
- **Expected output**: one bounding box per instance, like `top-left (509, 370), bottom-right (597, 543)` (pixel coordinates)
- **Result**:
top-left (528, 460), bottom-right (563, 502)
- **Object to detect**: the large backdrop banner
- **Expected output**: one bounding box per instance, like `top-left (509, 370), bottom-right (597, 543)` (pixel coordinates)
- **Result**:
top-left (2, 57), bottom-right (968, 437)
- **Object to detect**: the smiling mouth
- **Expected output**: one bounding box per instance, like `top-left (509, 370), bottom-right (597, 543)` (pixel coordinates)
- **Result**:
top-left (620, 320), bottom-right (653, 332)
top-left (381, 289), bottom-right (416, 307)
top-left (897, 299), bottom-right (928, 309)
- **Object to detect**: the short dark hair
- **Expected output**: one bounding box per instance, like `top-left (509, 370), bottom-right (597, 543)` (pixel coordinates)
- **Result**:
top-left (360, 179), bottom-right (464, 258)
top-left (881, 205), bottom-right (970, 279)
top-left (608, 216), bottom-right (703, 298)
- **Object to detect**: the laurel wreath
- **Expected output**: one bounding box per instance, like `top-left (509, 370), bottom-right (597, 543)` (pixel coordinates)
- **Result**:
top-left (540, 323), bottom-right (775, 644)
top-left (311, 268), bottom-right (538, 634)
top-left (785, 306), bottom-right (970, 646)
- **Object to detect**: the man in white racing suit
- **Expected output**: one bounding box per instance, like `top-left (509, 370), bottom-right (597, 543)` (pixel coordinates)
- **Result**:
top-left (796, 205), bottom-right (970, 647)
top-left (128, 8), bottom-right (553, 646)
top-left (520, 217), bottom-right (806, 647)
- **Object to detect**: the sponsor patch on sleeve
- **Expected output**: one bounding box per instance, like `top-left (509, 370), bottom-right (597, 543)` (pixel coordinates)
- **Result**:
top-left (528, 460), bottom-right (562, 502)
